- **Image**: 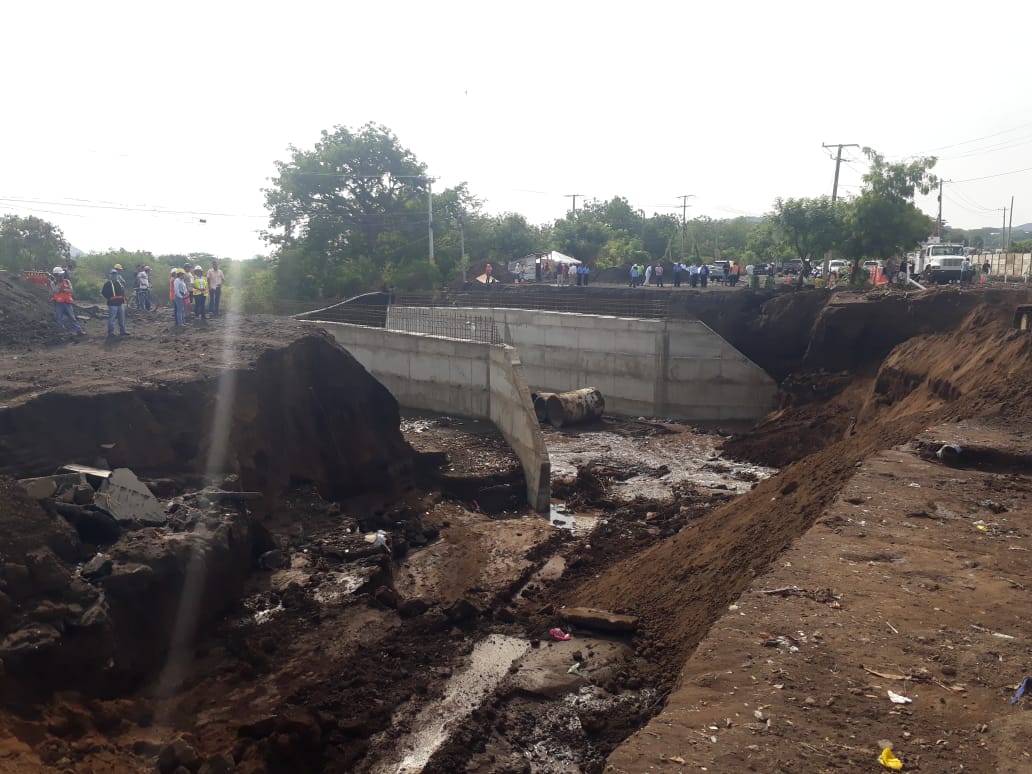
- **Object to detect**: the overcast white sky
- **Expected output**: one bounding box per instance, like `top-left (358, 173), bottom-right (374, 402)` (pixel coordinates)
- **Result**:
top-left (3, 0), bottom-right (1031, 259)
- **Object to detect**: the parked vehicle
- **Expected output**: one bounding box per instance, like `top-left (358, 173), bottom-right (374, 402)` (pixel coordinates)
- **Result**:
top-left (781, 258), bottom-right (805, 275)
top-left (827, 259), bottom-right (849, 277)
top-left (746, 263), bottom-right (772, 276)
top-left (916, 242), bottom-right (965, 284)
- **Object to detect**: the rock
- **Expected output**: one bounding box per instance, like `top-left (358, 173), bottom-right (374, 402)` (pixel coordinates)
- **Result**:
top-left (31, 600), bottom-right (84, 624)
top-left (81, 553), bottom-right (113, 581)
top-left (0, 591), bottom-right (13, 625)
top-left (0, 623), bottom-right (62, 657)
top-left (804, 696), bottom-right (817, 706)
top-left (257, 549), bottom-right (288, 571)
top-left (397, 598), bottom-right (430, 618)
top-left (18, 476), bottom-right (58, 500)
top-left (73, 484), bottom-right (96, 505)
top-left (100, 562), bottom-right (156, 596)
top-left (444, 598), bottom-right (479, 622)
top-left (197, 755), bottom-right (235, 774)
top-left (26, 547), bottom-right (72, 593)
top-left (373, 586), bottom-right (400, 609)
top-left (2, 562), bottom-right (33, 600)
top-left (53, 503), bottom-right (121, 545)
top-left (560, 606), bottom-right (639, 633)
top-left (93, 468), bottom-right (166, 527)
top-left (158, 738), bottom-right (201, 773)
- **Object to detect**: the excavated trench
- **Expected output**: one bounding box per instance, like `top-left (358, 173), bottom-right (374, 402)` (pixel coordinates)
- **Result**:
top-left (2, 281), bottom-right (1031, 773)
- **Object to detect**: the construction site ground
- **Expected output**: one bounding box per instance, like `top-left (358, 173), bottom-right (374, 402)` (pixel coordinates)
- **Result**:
top-left (0, 274), bottom-right (1030, 772)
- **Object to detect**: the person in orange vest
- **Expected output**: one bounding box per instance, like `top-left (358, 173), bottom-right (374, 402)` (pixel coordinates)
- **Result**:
top-left (191, 265), bottom-right (209, 319)
top-left (102, 267), bottom-right (129, 337)
top-left (49, 267), bottom-right (85, 336)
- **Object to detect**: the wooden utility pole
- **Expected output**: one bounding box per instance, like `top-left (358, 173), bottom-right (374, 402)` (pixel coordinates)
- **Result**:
top-left (565, 193), bottom-right (582, 215)
top-left (427, 179), bottom-right (435, 265)
top-left (936, 179), bottom-right (944, 237)
top-left (1008, 195), bottom-right (1015, 250)
top-left (677, 194), bottom-right (695, 260)
top-left (823, 143), bottom-right (860, 202)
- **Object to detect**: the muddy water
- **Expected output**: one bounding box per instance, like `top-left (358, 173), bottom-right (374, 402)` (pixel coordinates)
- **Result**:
top-left (375, 634), bottom-right (530, 773)
top-left (544, 425), bottom-right (774, 499)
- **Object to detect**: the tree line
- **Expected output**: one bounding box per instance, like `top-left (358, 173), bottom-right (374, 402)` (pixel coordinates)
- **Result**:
top-left (6, 122), bottom-right (1023, 304)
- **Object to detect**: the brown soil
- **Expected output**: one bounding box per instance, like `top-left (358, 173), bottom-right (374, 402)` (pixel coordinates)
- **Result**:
top-left (2, 280), bottom-right (1032, 773)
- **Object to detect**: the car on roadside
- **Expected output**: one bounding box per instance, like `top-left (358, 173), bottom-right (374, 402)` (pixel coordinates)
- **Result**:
top-left (781, 259), bottom-right (805, 275)
top-left (827, 259), bottom-right (849, 277)
top-left (746, 263), bottom-right (772, 276)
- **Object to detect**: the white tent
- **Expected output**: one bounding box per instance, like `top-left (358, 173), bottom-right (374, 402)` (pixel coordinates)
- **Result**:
top-left (544, 250), bottom-right (581, 265)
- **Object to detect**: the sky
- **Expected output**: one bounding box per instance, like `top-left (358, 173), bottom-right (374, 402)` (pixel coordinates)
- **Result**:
top-left (3, 0), bottom-right (1032, 259)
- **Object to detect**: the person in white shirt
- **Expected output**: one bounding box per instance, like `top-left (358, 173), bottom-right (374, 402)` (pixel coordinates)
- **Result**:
top-left (135, 265), bottom-right (152, 310)
top-left (207, 260), bottom-right (225, 317)
top-left (173, 269), bottom-right (190, 327)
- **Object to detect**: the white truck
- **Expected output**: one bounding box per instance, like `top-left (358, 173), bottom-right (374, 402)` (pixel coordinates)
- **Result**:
top-left (915, 241), bottom-right (966, 284)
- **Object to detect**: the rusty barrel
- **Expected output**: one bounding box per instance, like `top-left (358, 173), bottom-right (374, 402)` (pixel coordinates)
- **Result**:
top-left (532, 392), bottom-right (556, 422)
top-left (545, 388), bottom-right (605, 428)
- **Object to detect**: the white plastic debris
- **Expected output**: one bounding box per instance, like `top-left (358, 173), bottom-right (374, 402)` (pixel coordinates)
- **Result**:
top-left (887, 690), bottom-right (912, 704)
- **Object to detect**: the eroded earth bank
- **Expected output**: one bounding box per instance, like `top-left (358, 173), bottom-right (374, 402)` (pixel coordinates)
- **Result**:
top-left (0, 276), bottom-right (1030, 772)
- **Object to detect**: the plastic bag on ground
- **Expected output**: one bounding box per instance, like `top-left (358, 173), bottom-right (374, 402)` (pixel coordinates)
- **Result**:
top-left (878, 746), bottom-right (903, 770)
top-left (549, 627), bottom-right (572, 641)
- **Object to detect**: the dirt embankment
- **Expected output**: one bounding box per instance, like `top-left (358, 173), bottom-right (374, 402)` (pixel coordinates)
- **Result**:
top-left (567, 287), bottom-right (1032, 768)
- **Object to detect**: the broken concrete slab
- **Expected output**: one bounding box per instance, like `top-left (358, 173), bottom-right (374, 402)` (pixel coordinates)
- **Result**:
top-left (94, 468), bottom-right (166, 527)
top-left (560, 606), bottom-right (640, 633)
top-left (61, 464), bottom-right (113, 479)
top-left (18, 476), bottom-right (58, 500)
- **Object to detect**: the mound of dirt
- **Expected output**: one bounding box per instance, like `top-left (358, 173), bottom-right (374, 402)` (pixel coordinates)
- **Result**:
top-left (0, 270), bottom-right (56, 348)
top-left (565, 288), bottom-right (1032, 765)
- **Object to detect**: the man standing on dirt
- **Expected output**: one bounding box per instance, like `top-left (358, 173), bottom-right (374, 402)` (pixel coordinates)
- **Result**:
top-left (191, 266), bottom-right (209, 319)
top-left (173, 269), bottom-right (190, 327)
top-left (700, 263), bottom-right (710, 288)
top-left (102, 268), bottom-right (129, 337)
top-left (135, 264), bottom-right (153, 311)
top-left (655, 263), bottom-right (664, 287)
top-left (49, 267), bottom-right (85, 336)
top-left (207, 260), bottom-right (224, 317)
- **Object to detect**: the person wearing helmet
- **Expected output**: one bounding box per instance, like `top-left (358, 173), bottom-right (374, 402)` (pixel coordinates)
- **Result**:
top-left (172, 268), bottom-right (190, 327)
top-left (49, 267), bottom-right (85, 336)
top-left (102, 268), bottom-right (130, 337)
top-left (191, 265), bottom-right (209, 320)
top-left (134, 263), bottom-right (152, 311)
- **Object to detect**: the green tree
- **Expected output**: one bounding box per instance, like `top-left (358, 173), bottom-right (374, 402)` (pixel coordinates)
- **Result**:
top-left (0, 214), bottom-right (70, 271)
top-left (769, 197), bottom-right (847, 262)
top-left (552, 213), bottom-right (613, 264)
top-left (264, 123), bottom-right (429, 296)
top-left (839, 148), bottom-right (937, 273)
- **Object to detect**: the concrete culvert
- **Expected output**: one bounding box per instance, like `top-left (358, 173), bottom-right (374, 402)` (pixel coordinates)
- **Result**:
top-left (545, 388), bottom-right (605, 428)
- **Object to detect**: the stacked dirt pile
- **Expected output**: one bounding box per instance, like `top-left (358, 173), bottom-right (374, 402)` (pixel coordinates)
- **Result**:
top-left (564, 287), bottom-right (1032, 763)
top-left (0, 270), bottom-right (57, 348)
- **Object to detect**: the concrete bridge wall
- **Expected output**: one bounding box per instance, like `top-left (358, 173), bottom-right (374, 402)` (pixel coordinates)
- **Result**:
top-left (310, 322), bottom-right (551, 513)
top-left (387, 307), bottom-right (777, 421)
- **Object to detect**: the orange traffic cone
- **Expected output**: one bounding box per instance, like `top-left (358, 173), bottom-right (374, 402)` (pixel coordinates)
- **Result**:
top-left (980, 275), bottom-right (986, 284)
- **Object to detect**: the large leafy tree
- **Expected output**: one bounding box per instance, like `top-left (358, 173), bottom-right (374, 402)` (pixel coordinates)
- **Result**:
top-left (840, 149), bottom-right (937, 268)
top-left (264, 123), bottom-right (430, 296)
top-left (769, 197), bottom-right (847, 262)
top-left (0, 214), bottom-right (70, 271)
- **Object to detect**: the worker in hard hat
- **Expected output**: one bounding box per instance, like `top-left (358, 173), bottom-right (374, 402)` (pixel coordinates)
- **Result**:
top-left (173, 268), bottom-right (190, 327)
top-left (191, 265), bottom-right (209, 320)
top-left (102, 267), bottom-right (129, 337)
top-left (49, 267), bottom-right (85, 336)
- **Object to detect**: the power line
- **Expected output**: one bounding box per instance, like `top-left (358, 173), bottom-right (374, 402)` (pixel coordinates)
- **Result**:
top-left (823, 143), bottom-right (859, 202)
top-left (951, 164), bottom-right (1032, 183)
top-left (892, 119), bottom-right (1032, 158)
top-left (0, 196), bottom-right (266, 219)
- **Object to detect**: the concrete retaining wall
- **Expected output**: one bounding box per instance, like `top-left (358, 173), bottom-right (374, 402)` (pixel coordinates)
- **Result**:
top-left (387, 307), bottom-right (776, 421)
top-left (312, 322), bottom-right (551, 512)
top-left (976, 252), bottom-right (1032, 281)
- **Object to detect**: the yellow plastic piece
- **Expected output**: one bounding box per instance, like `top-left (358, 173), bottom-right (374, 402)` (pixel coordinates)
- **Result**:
top-left (879, 747), bottom-right (903, 770)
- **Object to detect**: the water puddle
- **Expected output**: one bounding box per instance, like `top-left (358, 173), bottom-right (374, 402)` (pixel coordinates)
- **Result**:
top-left (549, 503), bottom-right (599, 531)
top-left (376, 634), bottom-right (530, 773)
top-left (544, 426), bottom-right (774, 500)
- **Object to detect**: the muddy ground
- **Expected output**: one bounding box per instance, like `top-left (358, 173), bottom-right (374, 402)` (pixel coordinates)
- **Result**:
top-left (1, 275), bottom-right (1031, 772)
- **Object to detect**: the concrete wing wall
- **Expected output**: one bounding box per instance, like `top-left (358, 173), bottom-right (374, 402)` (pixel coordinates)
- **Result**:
top-left (312, 322), bottom-right (551, 512)
top-left (488, 347), bottom-right (551, 512)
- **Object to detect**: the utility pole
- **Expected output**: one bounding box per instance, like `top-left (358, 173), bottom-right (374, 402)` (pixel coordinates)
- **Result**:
top-left (936, 179), bottom-right (944, 238)
top-left (638, 209), bottom-right (646, 246)
top-left (565, 193), bottom-right (582, 216)
top-left (427, 178), bottom-right (435, 265)
top-left (1003, 207), bottom-right (1008, 251)
top-left (458, 216), bottom-right (466, 280)
top-left (823, 143), bottom-right (860, 202)
top-left (1008, 195), bottom-right (1015, 251)
top-left (677, 195), bottom-right (695, 260)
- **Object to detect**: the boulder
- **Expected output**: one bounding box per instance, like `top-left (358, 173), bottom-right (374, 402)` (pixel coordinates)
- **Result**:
top-left (158, 737), bottom-right (201, 773)
top-left (0, 623), bottom-right (62, 657)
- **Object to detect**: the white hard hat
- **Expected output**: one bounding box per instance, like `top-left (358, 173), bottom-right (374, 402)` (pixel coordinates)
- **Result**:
top-left (171, 268), bottom-right (178, 276)
top-left (52, 266), bottom-right (64, 275)
top-left (194, 265), bottom-right (202, 271)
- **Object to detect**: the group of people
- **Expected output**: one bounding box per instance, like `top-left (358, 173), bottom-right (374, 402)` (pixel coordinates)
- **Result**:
top-left (554, 262), bottom-right (591, 285)
top-left (48, 260), bottom-right (225, 338)
top-left (630, 262), bottom-right (741, 289)
top-left (169, 261), bottom-right (225, 327)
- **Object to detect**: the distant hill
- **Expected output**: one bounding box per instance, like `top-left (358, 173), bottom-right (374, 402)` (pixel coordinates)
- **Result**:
top-left (1013, 223), bottom-right (1032, 233)
top-left (69, 245), bottom-right (85, 259)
